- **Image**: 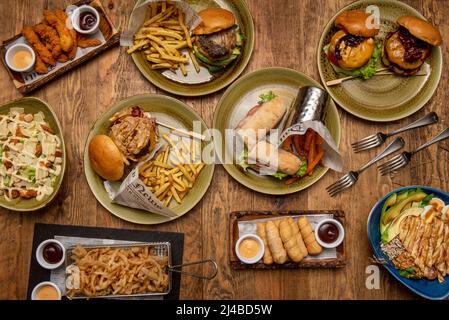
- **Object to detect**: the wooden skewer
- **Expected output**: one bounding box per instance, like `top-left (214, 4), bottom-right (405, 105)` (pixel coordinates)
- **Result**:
top-left (156, 120), bottom-right (206, 141)
top-left (326, 68), bottom-right (389, 86)
top-left (324, 67), bottom-right (429, 87)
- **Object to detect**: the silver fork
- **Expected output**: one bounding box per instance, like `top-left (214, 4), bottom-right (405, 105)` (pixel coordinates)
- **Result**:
top-left (351, 112), bottom-right (438, 153)
top-left (327, 137), bottom-right (405, 197)
top-left (379, 126), bottom-right (449, 176)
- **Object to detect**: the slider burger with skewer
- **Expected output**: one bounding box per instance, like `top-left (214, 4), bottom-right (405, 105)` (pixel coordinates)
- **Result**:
top-left (382, 16), bottom-right (442, 76)
top-left (324, 10), bottom-right (380, 79)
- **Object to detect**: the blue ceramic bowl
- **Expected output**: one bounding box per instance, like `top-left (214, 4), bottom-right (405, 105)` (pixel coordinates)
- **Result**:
top-left (367, 185), bottom-right (449, 300)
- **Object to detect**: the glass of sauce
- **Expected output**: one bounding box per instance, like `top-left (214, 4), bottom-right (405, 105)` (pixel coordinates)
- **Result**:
top-left (315, 219), bottom-right (345, 248)
top-left (36, 239), bottom-right (66, 269)
top-left (5, 43), bottom-right (35, 72)
top-left (235, 235), bottom-right (264, 264)
top-left (32, 282), bottom-right (61, 300)
top-left (71, 5), bottom-right (100, 35)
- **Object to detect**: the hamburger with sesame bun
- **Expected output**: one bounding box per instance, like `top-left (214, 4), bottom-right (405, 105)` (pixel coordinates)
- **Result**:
top-left (192, 7), bottom-right (244, 73)
top-left (324, 10), bottom-right (381, 79)
top-left (382, 16), bottom-right (442, 76)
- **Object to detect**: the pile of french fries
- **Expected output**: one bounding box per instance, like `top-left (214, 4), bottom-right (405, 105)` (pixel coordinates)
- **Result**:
top-left (127, 1), bottom-right (200, 76)
top-left (139, 133), bottom-right (204, 207)
top-left (281, 129), bottom-right (325, 185)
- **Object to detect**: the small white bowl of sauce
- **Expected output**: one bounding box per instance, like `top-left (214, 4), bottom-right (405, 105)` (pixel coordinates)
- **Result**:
top-left (315, 218), bottom-right (345, 249)
top-left (235, 234), bottom-right (264, 264)
top-left (71, 5), bottom-right (100, 35)
top-left (36, 239), bottom-right (66, 270)
top-left (31, 281), bottom-right (61, 300)
top-left (5, 43), bottom-right (35, 73)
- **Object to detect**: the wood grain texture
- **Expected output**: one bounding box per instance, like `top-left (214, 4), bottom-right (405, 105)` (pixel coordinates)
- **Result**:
top-left (0, 0), bottom-right (448, 300)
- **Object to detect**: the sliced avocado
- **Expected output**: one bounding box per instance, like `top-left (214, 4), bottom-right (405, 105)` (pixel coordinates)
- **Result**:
top-left (382, 207), bottom-right (423, 243)
top-left (379, 193), bottom-right (398, 234)
top-left (411, 201), bottom-right (422, 208)
top-left (381, 190), bottom-right (427, 227)
top-left (402, 202), bottom-right (412, 211)
top-left (396, 190), bottom-right (411, 202)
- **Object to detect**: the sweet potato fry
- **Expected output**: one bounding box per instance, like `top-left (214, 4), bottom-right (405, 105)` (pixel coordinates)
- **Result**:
top-left (285, 176), bottom-right (299, 186)
top-left (281, 136), bottom-right (293, 152)
top-left (293, 135), bottom-right (304, 156)
top-left (307, 147), bottom-right (324, 175)
top-left (304, 130), bottom-right (314, 151)
top-left (307, 133), bottom-right (316, 172)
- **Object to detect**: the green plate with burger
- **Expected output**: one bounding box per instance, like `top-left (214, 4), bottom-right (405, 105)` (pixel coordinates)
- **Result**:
top-left (317, 0), bottom-right (442, 122)
top-left (129, 0), bottom-right (254, 96)
top-left (84, 94), bottom-right (214, 225)
top-left (213, 67), bottom-right (341, 195)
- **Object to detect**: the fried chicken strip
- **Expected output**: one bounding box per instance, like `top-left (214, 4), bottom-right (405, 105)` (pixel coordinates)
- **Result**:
top-left (43, 10), bottom-right (73, 53)
top-left (32, 48), bottom-right (49, 74)
top-left (22, 26), bottom-right (56, 66)
top-left (55, 9), bottom-right (77, 59)
top-left (77, 35), bottom-right (102, 48)
top-left (33, 23), bottom-right (62, 58)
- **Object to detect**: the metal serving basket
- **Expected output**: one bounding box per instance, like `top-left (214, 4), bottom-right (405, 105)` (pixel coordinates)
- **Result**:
top-left (64, 242), bottom-right (217, 299)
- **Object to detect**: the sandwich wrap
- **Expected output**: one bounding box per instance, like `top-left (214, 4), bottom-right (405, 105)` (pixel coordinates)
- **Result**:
top-left (120, 0), bottom-right (201, 46)
top-left (103, 144), bottom-right (178, 218)
top-left (279, 86), bottom-right (343, 172)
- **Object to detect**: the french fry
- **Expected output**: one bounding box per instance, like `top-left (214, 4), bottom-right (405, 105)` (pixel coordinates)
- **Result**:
top-left (293, 135), bottom-right (304, 156)
top-left (129, 2), bottom-right (193, 76)
top-left (188, 50), bottom-right (200, 73)
top-left (178, 10), bottom-right (192, 48)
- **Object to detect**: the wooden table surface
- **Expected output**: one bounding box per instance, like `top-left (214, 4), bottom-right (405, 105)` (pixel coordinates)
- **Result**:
top-left (0, 0), bottom-right (448, 300)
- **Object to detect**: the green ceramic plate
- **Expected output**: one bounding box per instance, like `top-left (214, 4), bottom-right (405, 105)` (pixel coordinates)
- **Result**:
top-left (317, 0), bottom-right (442, 122)
top-left (130, 0), bottom-right (254, 96)
top-left (84, 94), bottom-right (214, 225)
top-left (213, 67), bottom-right (341, 195)
top-left (0, 97), bottom-right (66, 212)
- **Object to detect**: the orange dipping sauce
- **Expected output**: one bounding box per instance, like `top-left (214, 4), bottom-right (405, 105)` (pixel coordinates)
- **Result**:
top-left (35, 285), bottom-right (59, 300)
top-left (12, 49), bottom-right (33, 69)
top-left (238, 238), bottom-right (260, 259)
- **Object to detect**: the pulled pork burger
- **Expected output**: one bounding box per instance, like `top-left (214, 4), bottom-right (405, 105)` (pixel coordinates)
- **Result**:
top-left (192, 7), bottom-right (244, 73)
top-left (324, 10), bottom-right (380, 79)
top-left (382, 16), bottom-right (442, 76)
top-left (108, 106), bottom-right (158, 164)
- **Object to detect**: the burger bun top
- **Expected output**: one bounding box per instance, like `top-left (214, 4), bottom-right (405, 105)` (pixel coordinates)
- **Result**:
top-left (398, 15), bottom-right (442, 46)
top-left (193, 8), bottom-right (236, 35)
top-left (89, 135), bottom-right (125, 182)
top-left (335, 10), bottom-right (379, 37)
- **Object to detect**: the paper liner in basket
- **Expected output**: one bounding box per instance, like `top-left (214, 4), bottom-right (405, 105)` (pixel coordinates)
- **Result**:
top-left (103, 144), bottom-right (178, 218)
top-left (120, 0), bottom-right (202, 46)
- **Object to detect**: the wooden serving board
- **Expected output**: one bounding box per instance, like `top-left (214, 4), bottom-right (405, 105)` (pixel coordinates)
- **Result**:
top-left (0, 0), bottom-right (119, 94)
top-left (229, 210), bottom-right (346, 270)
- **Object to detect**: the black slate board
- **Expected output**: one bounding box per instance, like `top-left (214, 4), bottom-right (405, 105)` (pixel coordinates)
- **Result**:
top-left (27, 223), bottom-right (184, 300)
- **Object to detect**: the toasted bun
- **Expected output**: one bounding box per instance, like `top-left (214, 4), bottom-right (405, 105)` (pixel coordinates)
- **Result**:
top-left (89, 135), bottom-right (124, 181)
top-left (398, 16), bottom-right (442, 46)
top-left (193, 8), bottom-right (236, 35)
top-left (335, 10), bottom-right (379, 37)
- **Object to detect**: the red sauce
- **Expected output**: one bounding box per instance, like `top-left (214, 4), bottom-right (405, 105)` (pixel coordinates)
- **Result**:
top-left (79, 12), bottom-right (97, 31)
top-left (318, 222), bottom-right (339, 244)
top-left (43, 243), bottom-right (63, 264)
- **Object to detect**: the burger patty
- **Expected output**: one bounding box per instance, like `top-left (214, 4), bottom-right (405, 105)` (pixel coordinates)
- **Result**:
top-left (383, 28), bottom-right (430, 73)
top-left (329, 30), bottom-right (375, 70)
top-left (196, 28), bottom-right (237, 60)
top-left (396, 27), bottom-right (431, 63)
top-left (109, 116), bottom-right (156, 160)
